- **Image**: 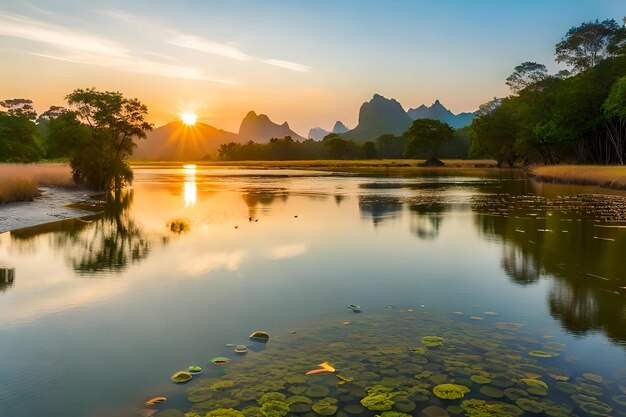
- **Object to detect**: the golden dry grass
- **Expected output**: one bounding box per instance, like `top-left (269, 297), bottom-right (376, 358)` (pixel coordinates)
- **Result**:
top-left (0, 163), bottom-right (74, 203)
top-left (531, 165), bottom-right (626, 189)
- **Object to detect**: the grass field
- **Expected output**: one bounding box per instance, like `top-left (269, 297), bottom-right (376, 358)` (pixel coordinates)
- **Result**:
top-left (531, 165), bottom-right (626, 190)
top-left (0, 164), bottom-right (74, 203)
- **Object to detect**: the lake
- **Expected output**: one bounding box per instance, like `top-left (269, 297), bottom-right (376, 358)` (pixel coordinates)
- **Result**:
top-left (0, 166), bottom-right (625, 417)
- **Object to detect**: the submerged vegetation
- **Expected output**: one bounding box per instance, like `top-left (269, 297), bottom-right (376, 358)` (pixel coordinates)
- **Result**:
top-left (151, 309), bottom-right (626, 417)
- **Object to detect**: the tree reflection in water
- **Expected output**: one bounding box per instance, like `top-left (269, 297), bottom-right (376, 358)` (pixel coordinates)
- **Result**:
top-left (473, 191), bottom-right (626, 345)
top-left (10, 191), bottom-right (150, 276)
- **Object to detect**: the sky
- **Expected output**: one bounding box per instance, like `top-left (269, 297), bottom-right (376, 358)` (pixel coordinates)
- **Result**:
top-left (0, 0), bottom-right (624, 135)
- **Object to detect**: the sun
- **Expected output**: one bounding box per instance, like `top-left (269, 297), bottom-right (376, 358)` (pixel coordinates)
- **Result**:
top-left (180, 112), bottom-right (197, 126)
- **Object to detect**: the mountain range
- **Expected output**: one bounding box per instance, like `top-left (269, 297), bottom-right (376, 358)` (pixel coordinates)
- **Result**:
top-left (407, 100), bottom-right (475, 129)
top-left (308, 120), bottom-right (350, 140)
top-left (137, 95), bottom-right (476, 159)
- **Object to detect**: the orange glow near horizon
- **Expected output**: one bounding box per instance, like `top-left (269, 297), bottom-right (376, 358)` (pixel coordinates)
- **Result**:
top-left (180, 112), bottom-right (197, 126)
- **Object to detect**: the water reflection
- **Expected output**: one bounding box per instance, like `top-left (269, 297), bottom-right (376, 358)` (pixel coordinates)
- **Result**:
top-left (10, 192), bottom-right (151, 275)
top-left (184, 165), bottom-right (197, 207)
top-left (408, 202), bottom-right (445, 240)
top-left (358, 195), bottom-right (403, 226)
top-left (473, 191), bottom-right (626, 345)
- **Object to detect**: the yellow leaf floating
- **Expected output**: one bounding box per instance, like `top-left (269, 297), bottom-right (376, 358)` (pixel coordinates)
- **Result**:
top-left (145, 396), bottom-right (166, 406)
top-left (305, 361), bottom-right (336, 375)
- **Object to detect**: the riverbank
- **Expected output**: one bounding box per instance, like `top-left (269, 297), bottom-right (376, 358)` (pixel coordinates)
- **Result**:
top-left (531, 165), bottom-right (626, 190)
top-left (0, 186), bottom-right (102, 233)
top-left (0, 163), bottom-right (75, 203)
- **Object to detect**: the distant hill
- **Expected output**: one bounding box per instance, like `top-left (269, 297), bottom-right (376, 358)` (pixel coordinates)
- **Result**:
top-left (407, 100), bottom-right (475, 128)
top-left (332, 121), bottom-right (349, 134)
top-left (341, 94), bottom-right (413, 142)
top-left (308, 127), bottom-right (330, 140)
top-left (239, 111), bottom-right (305, 142)
top-left (134, 121), bottom-right (238, 160)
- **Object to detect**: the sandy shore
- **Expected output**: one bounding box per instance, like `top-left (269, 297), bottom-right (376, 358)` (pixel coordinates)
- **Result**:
top-left (0, 186), bottom-right (100, 234)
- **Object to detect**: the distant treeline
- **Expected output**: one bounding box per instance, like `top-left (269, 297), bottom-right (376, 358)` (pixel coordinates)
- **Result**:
top-left (217, 128), bottom-right (470, 161)
top-left (470, 18), bottom-right (626, 166)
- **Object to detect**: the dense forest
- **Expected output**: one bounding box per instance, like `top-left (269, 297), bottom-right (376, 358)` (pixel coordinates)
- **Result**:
top-left (471, 18), bottom-right (626, 166)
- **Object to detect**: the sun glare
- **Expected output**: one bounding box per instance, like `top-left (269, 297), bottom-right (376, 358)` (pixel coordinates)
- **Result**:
top-left (180, 112), bottom-right (197, 126)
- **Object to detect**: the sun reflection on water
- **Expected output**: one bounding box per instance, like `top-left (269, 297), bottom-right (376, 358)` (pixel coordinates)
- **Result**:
top-left (183, 165), bottom-right (197, 207)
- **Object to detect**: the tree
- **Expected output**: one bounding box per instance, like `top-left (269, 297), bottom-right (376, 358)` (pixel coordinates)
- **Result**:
top-left (0, 99), bottom-right (37, 120)
top-left (602, 76), bottom-right (626, 164)
top-left (555, 19), bottom-right (620, 73)
top-left (322, 133), bottom-right (360, 159)
top-left (403, 118), bottom-right (454, 163)
top-left (476, 97), bottom-right (503, 117)
top-left (506, 62), bottom-right (549, 93)
top-left (64, 88), bottom-right (153, 191)
top-left (0, 98), bottom-right (42, 162)
top-left (470, 100), bottom-right (518, 167)
top-left (375, 134), bottom-right (405, 158)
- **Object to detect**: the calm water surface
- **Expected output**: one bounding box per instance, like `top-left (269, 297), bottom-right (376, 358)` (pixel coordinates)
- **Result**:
top-left (0, 167), bottom-right (625, 417)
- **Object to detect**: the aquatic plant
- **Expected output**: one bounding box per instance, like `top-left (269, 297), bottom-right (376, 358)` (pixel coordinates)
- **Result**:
top-left (360, 386), bottom-right (396, 411)
top-left (210, 380), bottom-right (236, 391)
top-left (235, 345), bottom-right (248, 354)
top-left (205, 409), bottom-right (246, 417)
top-left (420, 336), bottom-right (444, 347)
top-left (171, 371), bottom-right (193, 383)
top-left (257, 392), bottom-right (286, 405)
top-left (470, 375), bottom-right (492, 384)
top-left (312, 398), bottom-right (338, 416)
top-left (460, 399), bottom-right (523, 417)
top-left (378, 412), bottom-right (412, 417)
top-left (479, 386), bottom-right (504, 398)
top-left (249, 331), bottom-right (270, 343)
top-left (260, 400), bottom-right (290, 417)
top-left (515, 398), bottom-right (544, 413)
top-left (432, 383), bottom-right (470, 400)
top-left (420, 406), bottom-right (449, 417)
top-left (306, 385), bottom-right (330, 398)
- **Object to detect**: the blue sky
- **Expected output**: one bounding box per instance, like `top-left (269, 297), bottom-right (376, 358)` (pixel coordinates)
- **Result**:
top-left (0, 0), bottom-right (624, 133)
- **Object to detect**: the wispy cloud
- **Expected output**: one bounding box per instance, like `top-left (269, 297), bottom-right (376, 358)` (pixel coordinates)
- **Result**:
top-left (0, 11), bottom-right (236, 83)
top-left (168, 34), bottom-right (251, 61)
top-left (99, 8), bottom-right (310, 73)
top-left (262, 58), bottom-right (310, 72)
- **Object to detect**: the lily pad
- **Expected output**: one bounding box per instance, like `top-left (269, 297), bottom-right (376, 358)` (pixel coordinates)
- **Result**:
top-left (188, 365), bottom-right (202, 373)
top-left (515, 398), bottom-right (544, 413)
top-left (210, 357), bottom-right (230, 365)
top-left (583, 373), bottom-right (604, 384)
top-left (432, 384), bottom-right (470, 400)
top-left (306, 385), bottom-right (330, 398)
top-left (249, 331), bottom-right (270, 343)
top-left (171, 371), bottom-right (192, 383)
top-left (235, 345), bottom-right (248, 354)
top-left (312, 399), bottom-right (338, 416)
top-left (422, 405), bottom-right (450, 417)
top-left (479, 386), bottom-right (504, 398)
top-left (470, 375), bottom-right (492, 384)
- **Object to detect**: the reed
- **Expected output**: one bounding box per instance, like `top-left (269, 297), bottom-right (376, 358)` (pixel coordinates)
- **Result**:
top-left (531, 165), bottom-right (626, 189)
top-left (0, 163), bottom-right (74, 203)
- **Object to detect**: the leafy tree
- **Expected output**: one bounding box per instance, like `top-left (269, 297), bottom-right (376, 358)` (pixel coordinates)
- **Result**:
top-left (403, 118), bottom-right (454, 162)
top-left (555, 19), bottom-right (620, 73)
top-left (362, 141), bottom-right (378, 158)
top-left (476, 97), bottom-right (503, 116)
top-left (470, 99), bottom-right (518, 166)
top-left (0, 99), bottom-right (42, 162)
top-left (375, 134), bottom-right (405, 158)
top-left (602, 76), bottom-right (626, 164)
top-left (505, 62), bottom-right (548, 93)
top-left (322, 134), bottom-right (360, 159)
top-left (0, 99), bottom-right (37, 120)
top-left (64, 88), bottom-right (153, 191)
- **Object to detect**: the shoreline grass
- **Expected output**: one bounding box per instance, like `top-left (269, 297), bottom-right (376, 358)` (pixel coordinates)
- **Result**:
top-left (0, 163), bottom-right (74, 204)
top-left (531, 165), bottom-right (626, 190)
